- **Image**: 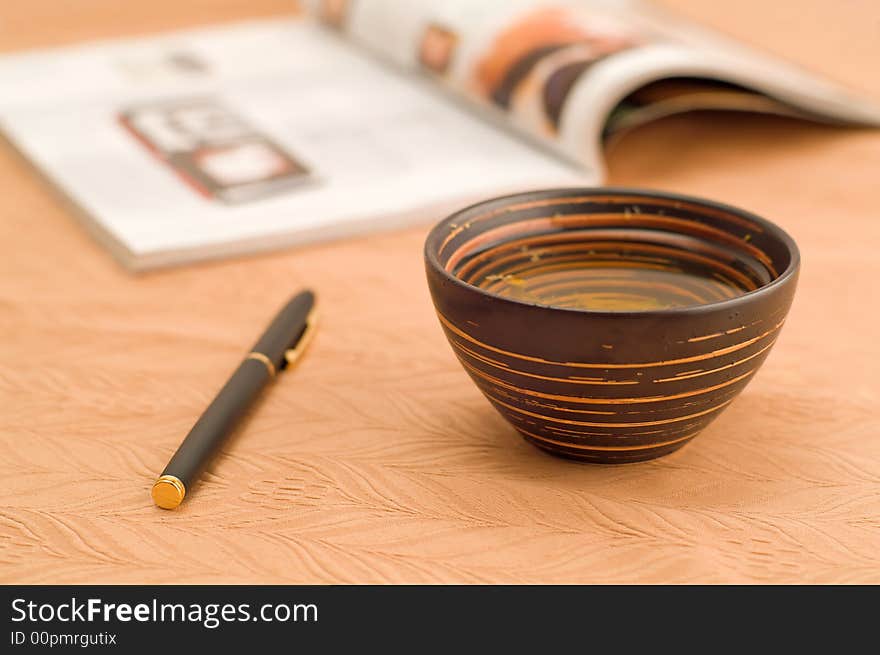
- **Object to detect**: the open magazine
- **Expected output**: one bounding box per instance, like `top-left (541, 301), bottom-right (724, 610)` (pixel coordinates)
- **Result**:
top-left (0, 0), bottom-right (877, 270)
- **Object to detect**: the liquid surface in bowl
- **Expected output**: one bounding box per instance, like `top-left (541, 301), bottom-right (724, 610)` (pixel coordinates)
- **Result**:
top-left (457, 228), bottom-right (768, 311)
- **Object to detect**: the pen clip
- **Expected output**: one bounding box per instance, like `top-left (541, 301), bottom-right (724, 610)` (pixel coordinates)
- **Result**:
top-left (284, 310), bottom-right (317, 370)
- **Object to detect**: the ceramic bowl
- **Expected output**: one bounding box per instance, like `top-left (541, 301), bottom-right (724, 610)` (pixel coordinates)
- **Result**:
top-left (424, 188), bottom-right (800, 463)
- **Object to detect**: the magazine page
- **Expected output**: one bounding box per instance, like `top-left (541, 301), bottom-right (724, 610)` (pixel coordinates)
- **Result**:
top-left (0, 19), bottom-right (585, 269)
top-left (310, 0), bottom-right (880, 176)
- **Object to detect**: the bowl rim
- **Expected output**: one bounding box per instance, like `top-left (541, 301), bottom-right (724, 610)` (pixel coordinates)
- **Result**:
top-left (424, 186), bottom-right (801, 318)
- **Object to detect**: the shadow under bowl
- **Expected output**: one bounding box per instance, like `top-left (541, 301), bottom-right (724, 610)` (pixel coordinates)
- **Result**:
top-left (424, 188), bottom-right (799, 463)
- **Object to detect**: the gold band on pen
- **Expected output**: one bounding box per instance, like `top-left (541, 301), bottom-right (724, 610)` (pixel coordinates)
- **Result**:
top-left (152, 475), bottom-right (186, 510)
top-left (246, 351), bottom-right (276, 377)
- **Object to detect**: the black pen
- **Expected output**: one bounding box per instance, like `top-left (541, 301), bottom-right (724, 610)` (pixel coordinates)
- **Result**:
top-left (152, 290), bottom-right (316, 509)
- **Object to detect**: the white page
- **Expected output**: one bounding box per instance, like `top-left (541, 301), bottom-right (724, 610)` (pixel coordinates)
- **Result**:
top-left (0, 19), bottom-right (587, 268)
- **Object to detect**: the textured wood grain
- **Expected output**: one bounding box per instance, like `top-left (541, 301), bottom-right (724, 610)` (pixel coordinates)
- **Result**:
top-left (1, 1), bottom-right (879, 584)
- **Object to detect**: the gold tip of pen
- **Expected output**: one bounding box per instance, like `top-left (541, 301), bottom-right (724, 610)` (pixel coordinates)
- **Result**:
top-left (152, 475), bottom-right (186, 510)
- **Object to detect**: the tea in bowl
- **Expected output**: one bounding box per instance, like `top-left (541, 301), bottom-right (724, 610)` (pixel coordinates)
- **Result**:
top-left (424, 188), bottom-right (799, 463)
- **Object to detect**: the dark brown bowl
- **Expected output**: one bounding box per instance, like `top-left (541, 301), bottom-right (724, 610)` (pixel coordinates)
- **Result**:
top-left (424, 188), bottom-right (800, 463)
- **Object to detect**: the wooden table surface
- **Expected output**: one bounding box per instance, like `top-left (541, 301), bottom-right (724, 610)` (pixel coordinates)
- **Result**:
top-left (2, 1), bottom-right (878, 584)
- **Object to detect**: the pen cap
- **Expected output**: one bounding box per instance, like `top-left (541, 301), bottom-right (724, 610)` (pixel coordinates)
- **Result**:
top-left (251, 290), bottom-right (315, 370)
